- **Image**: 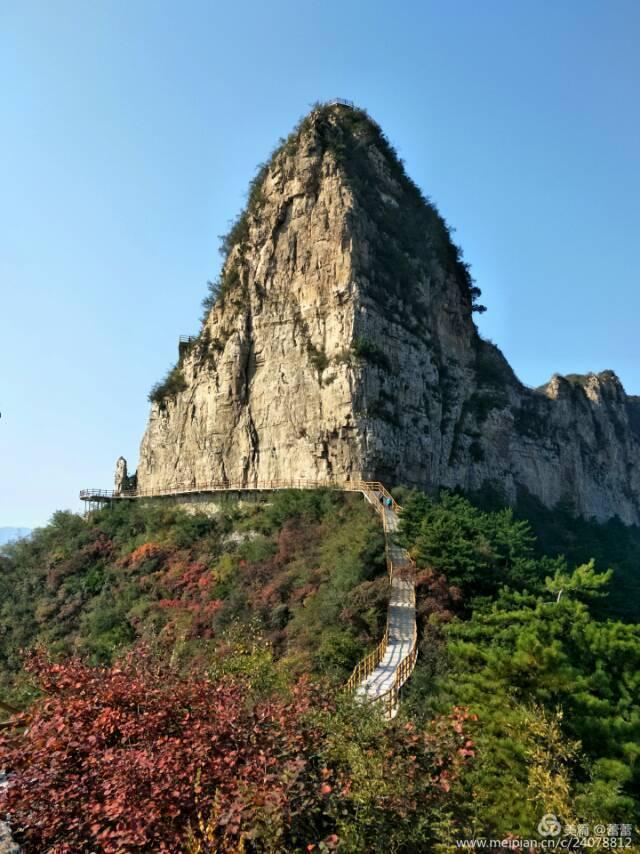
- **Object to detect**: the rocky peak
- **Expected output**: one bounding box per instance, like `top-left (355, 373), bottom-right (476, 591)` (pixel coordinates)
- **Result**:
top-left (114, 456), bottom-right (128, 494)
top-left (134, 102), bottom-right (640, 524)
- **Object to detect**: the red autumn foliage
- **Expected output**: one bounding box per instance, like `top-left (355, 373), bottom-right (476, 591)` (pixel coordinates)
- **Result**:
top-left (46, 533), bottom-right (115, 591)
top-left (415, 566), bottom-right (463, 624)
top-left (273, 519), bottom-right (319, 566)
top-left (119, 541), bottom-right (167, 568)
top-left (156, 597), bottom-right (223, 640)
top-left (248, 520), bottom-right (321, 593)
top-left (0, 651), bottom-right (475, 852)
top-left (0, 651), bottom-right (336, 852)
top-left (164, 557), bottom-right (211, 597)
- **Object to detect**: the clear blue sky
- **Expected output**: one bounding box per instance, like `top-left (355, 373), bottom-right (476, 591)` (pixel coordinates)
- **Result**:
top-left (1, 1), bottom-right (638, 528)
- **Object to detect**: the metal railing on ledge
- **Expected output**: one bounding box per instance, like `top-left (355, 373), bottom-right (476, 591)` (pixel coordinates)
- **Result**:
top-left (327, 97), bottom-right (355, 109)
top-left (81, 478), bottom-right (401, 504)
top-left (80, 489), bottom-right (119, 499)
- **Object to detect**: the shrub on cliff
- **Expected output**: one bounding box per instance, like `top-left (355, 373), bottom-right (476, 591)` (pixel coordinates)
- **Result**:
top-left (148, 363), bottom-right (187, 406)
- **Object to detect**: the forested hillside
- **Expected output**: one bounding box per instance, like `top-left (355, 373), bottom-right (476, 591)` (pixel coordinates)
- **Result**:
top-left (397, 490), bottom-right (640, 838)
top-left (1, 489), bottom-right (639, 851)
top-left (0, 491), bottom-right (386, 705)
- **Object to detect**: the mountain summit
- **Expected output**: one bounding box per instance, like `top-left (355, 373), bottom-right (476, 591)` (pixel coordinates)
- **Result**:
top-left (135, 102), bottom-right (640, 523)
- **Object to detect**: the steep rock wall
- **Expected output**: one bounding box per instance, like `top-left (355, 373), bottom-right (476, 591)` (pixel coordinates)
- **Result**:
top-left (135, 104), bottom-right (640, 524)
top-left (138, 118), bottom-right (365, 488)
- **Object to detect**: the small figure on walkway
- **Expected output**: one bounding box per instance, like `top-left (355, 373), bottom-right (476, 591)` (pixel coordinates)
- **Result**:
top-left (386, 497), bottom-right (393, 508)
top-left (379, 494), bottom-right (384, 505)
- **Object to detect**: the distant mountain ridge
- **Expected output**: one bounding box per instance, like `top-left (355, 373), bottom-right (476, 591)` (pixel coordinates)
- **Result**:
top-left (0, 527), bottom-right (31, 546)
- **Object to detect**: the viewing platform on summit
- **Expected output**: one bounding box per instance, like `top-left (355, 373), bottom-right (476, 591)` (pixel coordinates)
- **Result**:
top-left (326, 97), bottom-right (355, 109)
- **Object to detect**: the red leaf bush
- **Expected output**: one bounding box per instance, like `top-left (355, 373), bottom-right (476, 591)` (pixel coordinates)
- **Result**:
top-left (0, 651), bottom-right (474, 852)
top-left (0, 651), bottom-right (335, 852)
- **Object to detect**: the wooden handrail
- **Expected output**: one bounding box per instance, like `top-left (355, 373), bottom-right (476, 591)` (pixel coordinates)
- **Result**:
top-left (344, 483), bottom-right (418, 713)
top-left (345, 626), bottom-right (389, 692)
top-left (375, 627), bottom-right (419, 718)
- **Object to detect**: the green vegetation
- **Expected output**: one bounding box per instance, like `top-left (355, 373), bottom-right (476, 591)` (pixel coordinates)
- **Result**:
top-left (303, 104), bottom-right (486, 324)
top-left (365, 393), bottom-right (401, 427)
top-left (205, 101), bottom-right (487, 339)
top-left (218, 161), bottom-right (270, 261)
top-left (564, 373), bottom-right (592, 390)
top-left (307, 342), bottom-right (330, 378)
top-left (398, 488), bottom-right (640, 840)
top-left (148, 363), bottom-right (187, 407)
top-left (399, 491), bottom-right (564, 600)
top-left (469, 438), bottom-right (485, 462)
top-left (513, 398), bottom-right (550, 439)
top-left (0, 491), bottom-right (385, 705)
top-left (465, 389), bottom-right (508, 423)
top-left (461, 341), bottom-right (516, 423)
top-left (200, 264), bottom-right (242, 319)
top-left (514, 489), bottom-right (640, 624)
top-left (475, 339), bottom-right (515, 388)
top-left (626, 396), bottom-right (640, 440)
top-left (3, 483), bottom-right (640, 847)
top-left (352, 335), bottom-right (392, 371)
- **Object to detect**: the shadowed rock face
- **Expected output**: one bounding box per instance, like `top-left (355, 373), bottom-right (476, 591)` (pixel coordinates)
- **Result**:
top-left (135, 103), bottom-right (640, 524)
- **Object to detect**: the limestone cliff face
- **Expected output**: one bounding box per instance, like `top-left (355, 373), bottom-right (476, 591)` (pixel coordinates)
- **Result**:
top-left (136, 103), bottom-right (640, 524)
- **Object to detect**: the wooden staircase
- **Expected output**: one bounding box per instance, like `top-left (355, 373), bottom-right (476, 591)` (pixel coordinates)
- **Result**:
top-left (345, 483), bottom-right (418, 718)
